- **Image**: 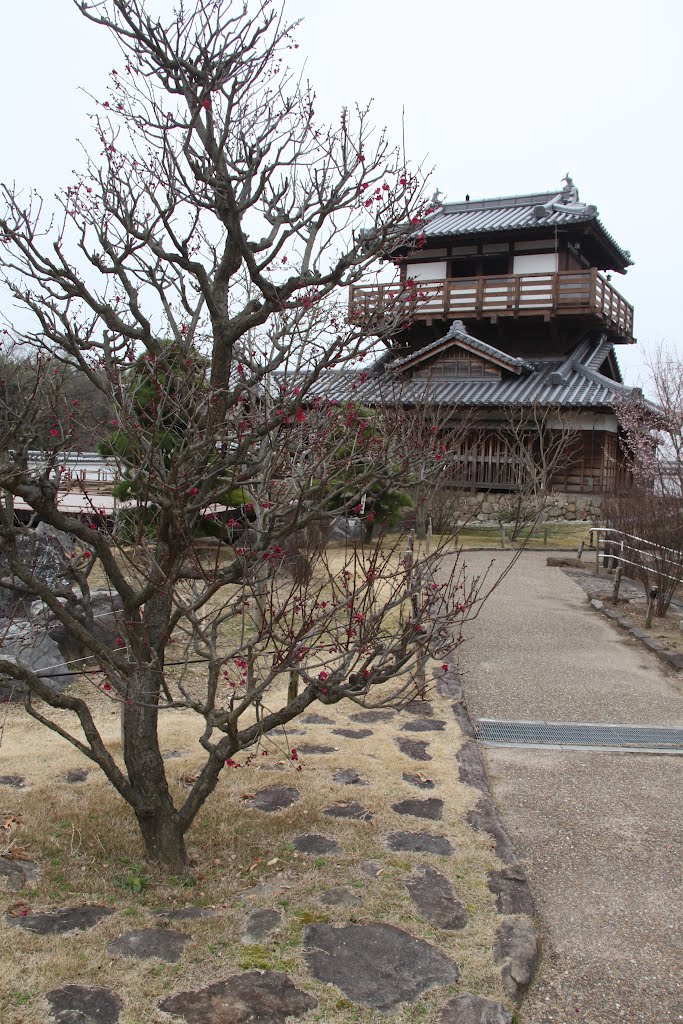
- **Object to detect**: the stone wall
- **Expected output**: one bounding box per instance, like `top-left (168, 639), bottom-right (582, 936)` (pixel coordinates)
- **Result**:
top-left (435, 491), bottom-right (602, 526)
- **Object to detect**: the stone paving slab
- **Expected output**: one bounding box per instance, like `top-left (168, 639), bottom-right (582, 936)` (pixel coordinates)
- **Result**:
top-left (323, 800), bottom-right (372, 821)
top-left (303, 922), bottom-right (459, 1010)
top-left (406, 865), bottom-right (468, 930)
top-left (242, 908), bottom-right (282, 943)
top-left (0, 856), bottom-right (41, 891)
top-left (386, 830), bottom-right (453, 855)
top-left (107, 927), bottom-right (190, 962)
top-left (293, 833), bottom-right (341, 855)
top-left (392, 797), bottom-right (444, 820)
top-left (8, 904), bottom-right (115, 935)
top-left (332, 768), bottom-right (368, 785)
top-left (46, 984), bottom-right (123, 1024)
top-left (158, 971), bottom-right (317, 1024)
top-left (440, 993), bottom-right (512, 1024)
top-left (244, 786), bottom-right (300, 812)
top-left (395, 737), bottom-right (432, 760)
top-left (400, 718), bottom-right (446, 732)
top-left (402, 771), bottom-right (436, 789)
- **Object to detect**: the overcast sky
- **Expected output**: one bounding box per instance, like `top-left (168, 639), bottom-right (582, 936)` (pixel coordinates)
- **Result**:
top-left (1, 0), bottom-right (681, 387)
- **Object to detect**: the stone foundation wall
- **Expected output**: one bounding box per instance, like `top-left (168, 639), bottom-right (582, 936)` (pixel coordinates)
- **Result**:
top-left (441, 491), bottom-right (603, 526)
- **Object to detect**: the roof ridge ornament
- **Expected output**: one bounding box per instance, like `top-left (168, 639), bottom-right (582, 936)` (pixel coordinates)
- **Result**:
top-left (533, 174), bottom-right (597, 221)
top-left (430, 188), bottom-right (444, 210)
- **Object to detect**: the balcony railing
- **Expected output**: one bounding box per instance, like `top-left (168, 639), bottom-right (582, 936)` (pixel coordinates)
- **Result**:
top-left (349, 268), bottom-right (635, 340)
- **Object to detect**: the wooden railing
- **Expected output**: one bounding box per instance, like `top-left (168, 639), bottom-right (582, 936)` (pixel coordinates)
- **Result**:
top-left (349, 269), bottom-right (634, 339)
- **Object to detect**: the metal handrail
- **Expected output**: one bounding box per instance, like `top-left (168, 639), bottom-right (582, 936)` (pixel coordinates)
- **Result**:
top-left (589, 527), bottom-right (683, 583)
top-left (590, 526), bottom-right (683, 561)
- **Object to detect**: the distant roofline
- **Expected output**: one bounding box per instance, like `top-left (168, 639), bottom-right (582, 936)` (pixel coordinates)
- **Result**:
top-left (437, 191), bottom-right (562, 214)
top-left (415, 184), bottom-right (633, 269)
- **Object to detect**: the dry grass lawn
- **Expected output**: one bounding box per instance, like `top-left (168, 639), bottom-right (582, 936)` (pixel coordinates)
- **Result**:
top-left (622, 604), bottom-right (683, 653)
top-left (0, 673), bottom-right (512, 1024)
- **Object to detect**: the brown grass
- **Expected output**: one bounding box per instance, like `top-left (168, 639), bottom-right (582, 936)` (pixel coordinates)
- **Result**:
top-left (623, 604), bottom-right (683, 654)
top-left (0, 671), bottom-right (513, 1024)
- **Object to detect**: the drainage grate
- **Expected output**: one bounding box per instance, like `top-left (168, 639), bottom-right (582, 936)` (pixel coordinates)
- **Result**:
top-left (474, 718), bottom-right (683, 753)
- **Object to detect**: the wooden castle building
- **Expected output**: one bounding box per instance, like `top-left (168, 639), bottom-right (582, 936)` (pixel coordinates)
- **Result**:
top-left (330, 177), bottom-right (650, 518)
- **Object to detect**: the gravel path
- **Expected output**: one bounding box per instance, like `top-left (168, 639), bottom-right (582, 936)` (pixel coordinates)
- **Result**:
top-left (455, 550), bottom-right (683, 1024)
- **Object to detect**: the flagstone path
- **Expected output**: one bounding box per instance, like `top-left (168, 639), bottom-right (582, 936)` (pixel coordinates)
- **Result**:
top-left (1, 668), bottom-right (541, 1024)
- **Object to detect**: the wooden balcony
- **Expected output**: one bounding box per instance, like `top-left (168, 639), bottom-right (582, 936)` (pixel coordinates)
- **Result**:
top-left (349, 268), bottom-right (635, 341)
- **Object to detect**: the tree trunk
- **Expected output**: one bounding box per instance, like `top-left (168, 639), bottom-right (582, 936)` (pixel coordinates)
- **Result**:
top-left (122, 655), bottom-right (188, 870)
top-left (135, 803), bottom-right (187, 872)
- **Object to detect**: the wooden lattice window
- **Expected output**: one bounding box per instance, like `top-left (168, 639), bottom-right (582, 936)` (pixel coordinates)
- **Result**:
top-left (414, 355), bottom-right (500, 380)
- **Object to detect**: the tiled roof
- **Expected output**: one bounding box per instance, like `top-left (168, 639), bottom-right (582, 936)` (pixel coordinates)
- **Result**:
top-left (303, 333), bottom-right (653, 412)
top-left (387, 321), bottom-right (534, 375)
top-left (419, 190), bottom-right (633, 267)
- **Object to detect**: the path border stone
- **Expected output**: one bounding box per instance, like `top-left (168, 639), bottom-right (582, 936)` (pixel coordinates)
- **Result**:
top-left (438, 661), bottom-right (539, 1004)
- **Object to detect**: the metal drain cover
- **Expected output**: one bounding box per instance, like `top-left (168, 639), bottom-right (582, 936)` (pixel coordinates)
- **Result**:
top-left (474, 718), bottom-right (683, 753)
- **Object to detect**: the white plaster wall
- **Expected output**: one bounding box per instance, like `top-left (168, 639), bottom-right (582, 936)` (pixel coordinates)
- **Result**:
top-left (405, 261), bottom-right (447, 281)
top-left (512, 252), bottom-right (558, 274)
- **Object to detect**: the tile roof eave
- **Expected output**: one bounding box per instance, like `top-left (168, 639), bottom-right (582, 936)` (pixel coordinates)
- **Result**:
top-left (418, 209), bottom-right (633, 269)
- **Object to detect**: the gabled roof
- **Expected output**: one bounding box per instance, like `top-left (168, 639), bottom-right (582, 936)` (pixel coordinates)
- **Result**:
top-left (387, 321), bottom-right (534, 376)
top-left (416, 184), bottom-right (633, 270)
top-left (302, 330), bottom-right (654, 413)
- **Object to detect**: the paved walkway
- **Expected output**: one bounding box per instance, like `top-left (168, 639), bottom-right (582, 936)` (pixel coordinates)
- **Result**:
top-left (456, 550), bottom-right (683, 1024)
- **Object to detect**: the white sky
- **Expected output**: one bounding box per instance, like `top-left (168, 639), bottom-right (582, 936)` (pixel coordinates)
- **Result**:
top-left (1, 0), bottom-right (681, 387)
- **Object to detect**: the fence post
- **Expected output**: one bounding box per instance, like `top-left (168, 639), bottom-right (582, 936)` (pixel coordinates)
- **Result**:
top-left (645, 586), bottom-right (659, 629)
top-left (577, 540), bottom-right (585, 560)
top-left (611, 566), bottom-right (623, 605)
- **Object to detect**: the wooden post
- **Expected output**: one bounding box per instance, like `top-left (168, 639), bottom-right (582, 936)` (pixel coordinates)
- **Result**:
top-left (589, 267), bottom-right (598, 312)
top-left (645, 596), bottom-right (655, 629)
top-left (500, 522), bottom-right (506, 549)
top-left (577, 539), bottom-right (585, 560)
top-left (287, 670), bottom-right (299, 704)
top-left (543, 525), bottom-right (549, 547)
top-left (426, 516), bottom-right (432, 557)
top-left (611, 566), bottom-right (623, 606)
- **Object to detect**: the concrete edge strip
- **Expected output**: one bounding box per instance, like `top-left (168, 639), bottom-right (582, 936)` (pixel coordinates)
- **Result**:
top-left (437, 666), bottom-right (541, 1007)
top-left (479, 741), bottom-right (683, 756)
